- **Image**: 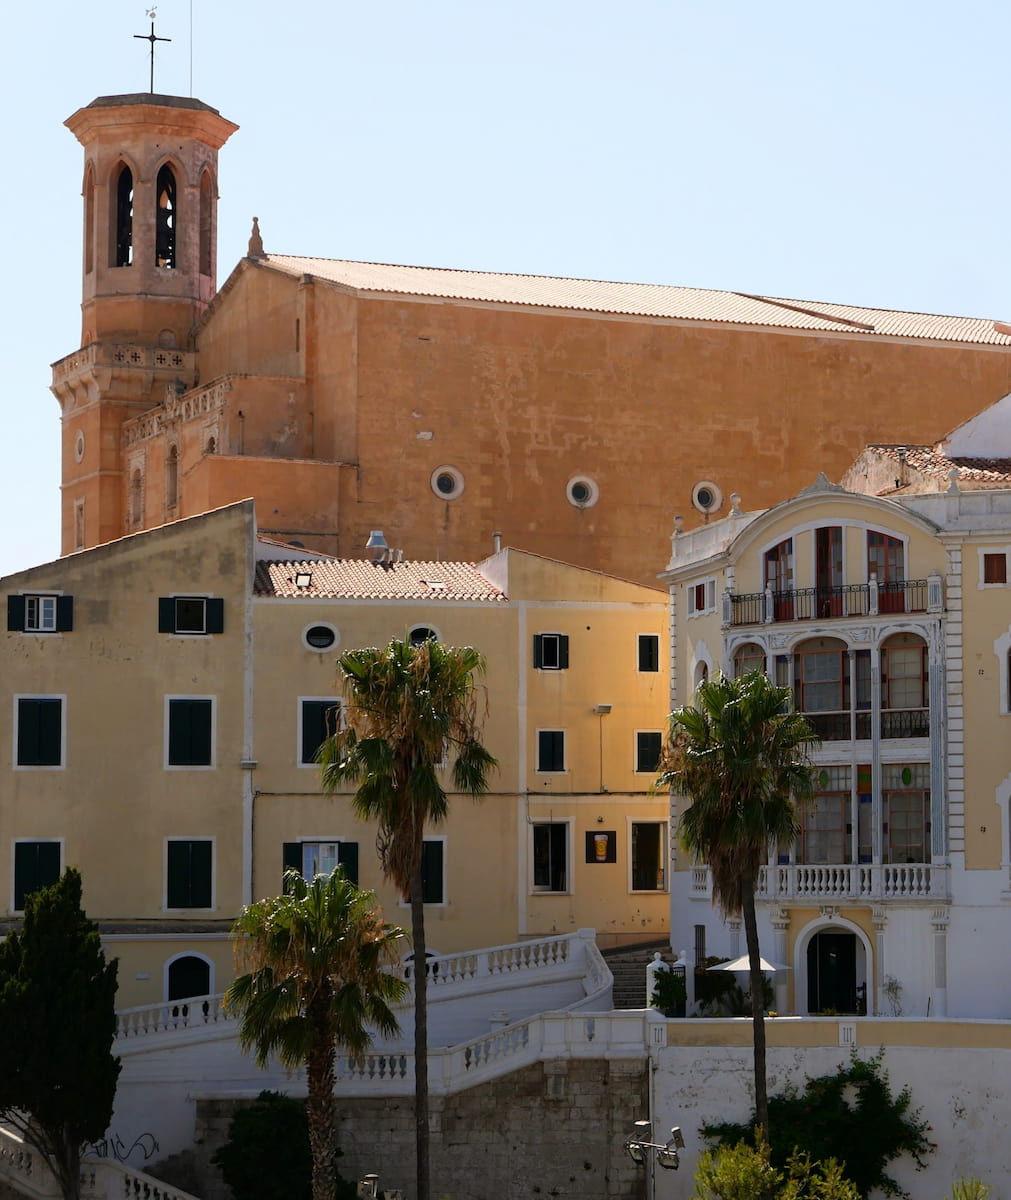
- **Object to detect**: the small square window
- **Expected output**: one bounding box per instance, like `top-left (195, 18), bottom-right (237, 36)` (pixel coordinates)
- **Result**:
top-left (537, 730), bottom-right (565, 772)
top-left (166, 839), bottom-right (213, 908)
top-left (167, 697), bottom-right (214, 767)
top-left (638, 634), bottom-right (659, 672)
top-left (13, 840), bottom-right (61, 911)
top-left (159, 596), bottom-right (224, 635)
top-left (687, 579), bottom-right (717, 616)
top-left (636, 731), bottom-right (662, 773)
top-left (15, 697), bottom-right (64, 767)
top-left (533, 633), bottom-right (569, 670)
top-left (984, 553), bottom-right (1008, 585)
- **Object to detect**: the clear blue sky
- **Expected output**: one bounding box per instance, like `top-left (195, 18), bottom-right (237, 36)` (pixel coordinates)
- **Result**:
top-left (3, 0), bottom-right (1010, 577)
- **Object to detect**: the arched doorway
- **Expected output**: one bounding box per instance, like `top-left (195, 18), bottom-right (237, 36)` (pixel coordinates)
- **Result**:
top-left (807, 930), bottom-right (861, 1014)
top-left (167, 954), bottom-right (211, 1001)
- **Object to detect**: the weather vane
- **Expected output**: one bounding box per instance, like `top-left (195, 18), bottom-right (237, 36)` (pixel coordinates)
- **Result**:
top-left (134, 8), bottom-right (171, 94)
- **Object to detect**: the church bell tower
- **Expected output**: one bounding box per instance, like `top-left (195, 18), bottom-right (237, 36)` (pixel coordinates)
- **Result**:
top-left (52, 94), bottom-right (237, 554)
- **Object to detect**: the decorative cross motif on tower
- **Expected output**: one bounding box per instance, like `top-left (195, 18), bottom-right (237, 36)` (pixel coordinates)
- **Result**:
top-left (134, 9), bottom-right (171, 94)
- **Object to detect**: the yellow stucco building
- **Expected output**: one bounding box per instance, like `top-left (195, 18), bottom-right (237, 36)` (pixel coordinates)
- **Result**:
top-left (52, 91), bottom-right (1011, 587)
top-left (1, 501), bottom-right (667, 1006)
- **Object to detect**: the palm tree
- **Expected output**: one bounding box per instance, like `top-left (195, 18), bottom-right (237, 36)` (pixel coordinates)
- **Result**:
top-left (318, 637), bottom-right (497, 1200)
top-left (225, 869), bottom-right (408, 1200)
top-left (657, 670), bottom-right (817, 1135)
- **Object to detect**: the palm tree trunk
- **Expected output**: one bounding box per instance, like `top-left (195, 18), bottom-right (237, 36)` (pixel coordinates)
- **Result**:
top-left (411, 864), bottom-right (431, 1200)
top-left (741, 882), bottom-right (769, 1137)
top-left (306, 1005), bottom-right (338, 1200)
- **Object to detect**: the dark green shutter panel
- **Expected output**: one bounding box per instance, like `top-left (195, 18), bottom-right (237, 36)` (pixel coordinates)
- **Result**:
top-left (169, 699), bottom-right (212, 765)
top-left (7, 595), bottom-right (25, 631)
top-left (338, 841), bottom-right (359, 886)
top-left (421, 841), bottom-right (443, 904)
top-left (558, 635), bottom-right (569, 669)
top-left (158, 597), bottom-right (176, 632)
top-left (206, 598), bottom-right (224, 634)
top-left (17, 699), bottom-right (62, 766)
top-left (639, 635), bottom-right (659, 672)
top-left (301, 701), bottom-right (326, 765)
top-left (637, 732), bottom-right (661, 772)
top-left (14, 842), bottom-right (60, 910)
top-left (167, 841), bottom-right (188, 907)
top-left (168, 840), bottom-right (212, 907)
top-left (190, 840), bottom-right (213, 907)
top-left (532, 635), bottom-right (543, 668)
top-left (56, 596), bottom-right (74, 632)
top-left (282, 842), bottom-right (302, 890)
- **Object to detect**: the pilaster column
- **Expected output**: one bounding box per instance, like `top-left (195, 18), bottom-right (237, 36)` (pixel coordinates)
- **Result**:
top-left (872, 908), bottom-right (888, 1015)
top-left (771, 908), bottom-right (790, 1013)
top-left (931, 908), bottom-right (950, 1018)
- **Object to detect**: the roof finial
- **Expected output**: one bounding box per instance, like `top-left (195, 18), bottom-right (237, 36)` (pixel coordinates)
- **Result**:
top-left (134, 10), bottom-right (171, 94)
top-left (248, 216), bottom-right (264, 259)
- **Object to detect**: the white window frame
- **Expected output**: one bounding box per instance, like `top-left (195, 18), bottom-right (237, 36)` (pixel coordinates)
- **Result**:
top-left (13, 694), bottom-right (67, 771)
top-left (687, 578), bottom-right (717, 617)
top-left (11, 837), bottom-right (64, 913)
top-left (408, 623), bottom-right (442, 646)
top-left (637, 632), bottom-right (660, 673)
top-left (535, 632), bottom-right (567, 670)
top-left (297, 696), bottom-right (342, 768)
top-left (163, 695), bottom-right (217, 771)
top-left (163, 836), bottom-right (216, 912)
top-left (978, 547), bottom-right (1011, 589)
top-left (169, 594), bottom-right (210, 635)
top-left (627, 819), bottom-right (668, 893)
top-left (530, 820), bottom-right (572, 894)
top-left (24, 595), bottom-right (58, 633)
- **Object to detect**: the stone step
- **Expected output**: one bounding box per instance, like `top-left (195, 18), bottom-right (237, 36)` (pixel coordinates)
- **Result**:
top-left (602, 942), bottom-right (674, 1010)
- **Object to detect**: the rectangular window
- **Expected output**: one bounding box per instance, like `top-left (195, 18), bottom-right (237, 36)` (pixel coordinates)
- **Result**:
top-left (638, 634), bottom-right (659, 672)
top-left (15, 697), bottom-right (64, 767)
top-left (800, 766), bottom-right (851, 864)
top-left (883, 764), bottom-right (930, 864)
top-left (166, 839), bottom-right (213, 908)
top-left (283, 840), bottom-right (359, 886)
top-left (8, 594), bottom-right (74, 634)
top-left (299, 699), bottom-right (341, 766)
top-left (158, 596), bottom-right (225, 635)
top-left (687, 579), bottom-right (717, 616)
top-left (636, 731), bottom-right (662, 773)
top-left (421, 839), bottom-right (445, 904)
top-left (13, 840), bottom-right (61, 911)
top-left (533, 633), bottom-right (569, 670)
top-left (166, 697), bottom-right (214, 767)
top-left (532, 823), bottom-right (567, 892)
top-left (984, 552), bottom-right (1008, 584)
top-left (537, 730), bottom-right (565, 772)
top-left (631, 822), bottom-right (666, 891)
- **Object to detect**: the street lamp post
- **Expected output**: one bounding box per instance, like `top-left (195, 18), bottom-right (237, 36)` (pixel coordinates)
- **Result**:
top-left (624, 1121), bottom-right (686, 1197)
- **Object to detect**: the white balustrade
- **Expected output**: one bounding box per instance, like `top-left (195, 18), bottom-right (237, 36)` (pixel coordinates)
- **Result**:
top-left (115, 993), bottom-right (232, 1040)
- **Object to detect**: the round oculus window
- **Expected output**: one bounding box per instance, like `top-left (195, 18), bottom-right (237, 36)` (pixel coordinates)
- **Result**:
top-left (303, 623), bottom-right (339, 652)
top-left (431, 466), bottom-right (464, 500)
top-left (566, 475), bottom-right (599, 509)
top-left (409, 625), bottom-right (440, 646)
top-left (691, 480), bottom-right (723, 514)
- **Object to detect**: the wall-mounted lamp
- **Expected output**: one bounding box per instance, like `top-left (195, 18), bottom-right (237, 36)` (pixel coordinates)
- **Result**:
top-left (624, 1121), bottom-right (685, 1171)
top-left (593, 703), bottom-right (612, 715)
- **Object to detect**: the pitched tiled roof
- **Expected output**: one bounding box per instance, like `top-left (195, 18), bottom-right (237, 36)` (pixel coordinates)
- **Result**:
top-left (866, 444), bottom-right (1011, 484)
top-left (254, 557), bottom-right (508, 601)
top-left (261, 256), bottom-right (1011, 345)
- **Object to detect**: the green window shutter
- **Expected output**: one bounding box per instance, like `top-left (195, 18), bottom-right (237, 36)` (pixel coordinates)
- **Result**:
top-left (168, 840), bottom-right (212, 907)
top-left (282, 841), bottom-right (302, 890)
top-left (338, 841), bottom-right (359, 886)
top-left (55, 596), bottom-right (74, 632)
top-left (7, 595), bottom-right (25, 631)
top-left (168, 699), bottom-right (212, 765)
top-left (158, 597), bottom-right (176, 632)
top-left (14, 842), bottom-right (60, 910)
top-left (421, 841), bottom-right (444, 904)
top-left (637, 731), bottom-right (662, 772)
top-left (205, 598), bottom-right (224, 634)
top-left (558, 635), bottom-right (570, 669)
top-left (639, 634), bottom-right (659, 672)
top-left (538, 730), bottom-right (564, 772)
top-left (300, 700), bottom-right (336, 765)
top-left (532, 634), bottom-right (543, 668)
top-left (17, 698), bottom-right (62, 766)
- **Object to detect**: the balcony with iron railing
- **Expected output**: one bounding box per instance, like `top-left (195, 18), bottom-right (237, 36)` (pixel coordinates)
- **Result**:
top-left (802, 707), bottom-right (929, 742)
top-left (725, 576), bottom-right (941, 628)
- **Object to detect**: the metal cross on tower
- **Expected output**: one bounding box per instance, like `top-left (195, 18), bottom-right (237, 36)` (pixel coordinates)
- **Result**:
top-left (134, 10), bottom-right (171, 93)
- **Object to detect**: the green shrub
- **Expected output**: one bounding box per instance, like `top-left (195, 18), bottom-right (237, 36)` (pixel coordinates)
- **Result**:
top-left (212, 1090), bottom-right (356, 1200)
top-left (703, 1050), bottom-right (934, 1198)
top-left (692, 1135), bottom-right (859, 1200)
top-left (651, 964), bottom-right (687, 1017)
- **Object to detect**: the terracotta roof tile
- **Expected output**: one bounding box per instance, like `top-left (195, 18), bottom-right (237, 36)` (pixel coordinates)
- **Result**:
top-left (866, 444), bottom-right (1011, 484)
top-left (261, 256), bottom-right (1011, 345)
top-left (254, 557), bottom-right (508, 602)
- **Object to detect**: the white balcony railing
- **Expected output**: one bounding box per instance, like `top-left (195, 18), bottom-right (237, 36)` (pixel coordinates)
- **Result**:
top-left (690, 863), bottom-right (945, 902)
